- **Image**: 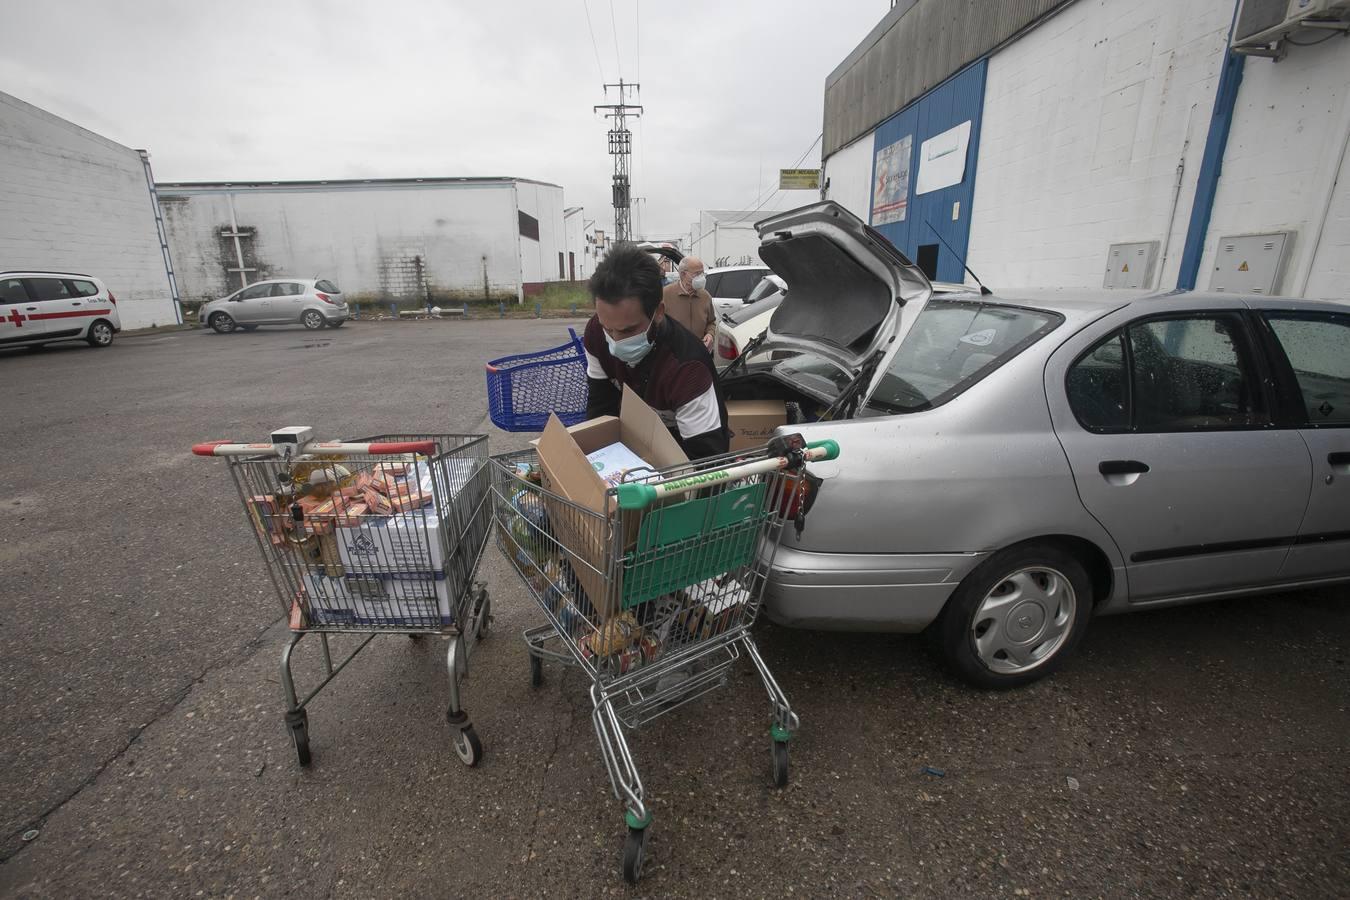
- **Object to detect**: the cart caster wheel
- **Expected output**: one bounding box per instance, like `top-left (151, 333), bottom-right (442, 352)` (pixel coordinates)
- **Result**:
top-left (408, 634), bottom-right (425, 642)
top-left (452, 724), bottom-right (483, 767)
top-left (286, 711), bottom-right (311, 768)
top-left (529, 653), bottom-right (543, 688)
top-left (622, 826), bottom-right (648, 884)
top-left (771, 740), bottom-right (789, 788)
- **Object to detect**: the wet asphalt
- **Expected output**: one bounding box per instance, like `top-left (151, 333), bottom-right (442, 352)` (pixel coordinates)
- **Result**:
top-left (0, 319), bottom-right (1346, 898)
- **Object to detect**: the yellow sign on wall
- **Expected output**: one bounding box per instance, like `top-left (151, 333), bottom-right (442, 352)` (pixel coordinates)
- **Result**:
top-left (779, 169), bottom-right (821, 190)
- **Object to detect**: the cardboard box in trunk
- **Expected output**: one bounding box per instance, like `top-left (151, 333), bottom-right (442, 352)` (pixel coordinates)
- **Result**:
top-left (534, 385), bottom-right (689, 622)
top-left (727, 399), bottom-right (787, 451)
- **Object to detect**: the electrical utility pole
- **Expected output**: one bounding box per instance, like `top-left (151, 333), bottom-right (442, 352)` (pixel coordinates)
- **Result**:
top-left (595, 79), bottom-right (642, 243)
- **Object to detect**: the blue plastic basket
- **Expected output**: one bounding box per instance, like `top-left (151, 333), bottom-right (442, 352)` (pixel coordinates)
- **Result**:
top-left (486, 328), bottom-right (590, 432)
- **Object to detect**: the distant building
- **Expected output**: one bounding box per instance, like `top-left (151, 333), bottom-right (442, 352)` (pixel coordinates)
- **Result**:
top-left (156, 177), bottom-right (573, 305)
top-left (0, 91), bottom-right (180, 329)
top-left (690, 210), bottom-right (769, 267)
top-left (821, 0), bottom-right (1350, 299)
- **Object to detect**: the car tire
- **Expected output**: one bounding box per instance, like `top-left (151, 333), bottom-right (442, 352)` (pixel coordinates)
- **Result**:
top-left (302, 310), bottom-right (326, 330)
top-left (86, 320), bottom-right (115, 348)
top-left (937, 542), bottom-right (1092, 689)
top-left (210, 313), bottom-right (236, 334)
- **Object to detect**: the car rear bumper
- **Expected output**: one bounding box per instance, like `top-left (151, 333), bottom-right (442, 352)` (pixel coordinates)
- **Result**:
top-left (763, 545), bottom-right (986, 632)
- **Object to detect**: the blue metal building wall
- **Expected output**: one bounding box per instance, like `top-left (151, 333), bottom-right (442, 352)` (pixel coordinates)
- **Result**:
top-left (869, 60), bottom-right (987, 284)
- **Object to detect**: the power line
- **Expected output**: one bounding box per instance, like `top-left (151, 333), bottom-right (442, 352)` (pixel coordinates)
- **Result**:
top-left (634, 0), bottom-right (640, 83)
top-left (609, 0), bottom-right (623, 79)
top-left (581, 0), bottom-right (606, 82)
top-left (688, 132), bottom-right (823, 250)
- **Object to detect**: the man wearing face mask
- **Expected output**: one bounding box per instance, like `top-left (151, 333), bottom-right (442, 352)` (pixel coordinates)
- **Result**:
top-left (583, 244), bottom-right (730, 459)
top-left (661, 256), bottom-right (716, 350)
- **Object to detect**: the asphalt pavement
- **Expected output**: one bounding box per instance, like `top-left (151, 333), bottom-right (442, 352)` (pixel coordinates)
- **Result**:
top-left (0, 319), bottom-right (1346, 898)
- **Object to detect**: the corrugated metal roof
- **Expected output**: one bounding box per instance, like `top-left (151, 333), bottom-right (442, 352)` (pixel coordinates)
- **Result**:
top-left (154, 176), bottom-right (563, 192)
top-left (823, 0), bottom-right (1077, 157)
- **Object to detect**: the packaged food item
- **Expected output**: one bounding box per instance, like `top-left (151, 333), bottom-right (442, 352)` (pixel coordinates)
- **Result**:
top-left (585, 441), bottom-right (653, 488)
top-left (583, 611), bottom-right (641, 656)
top-left (246, 494), bottom-right (287, 546)
top-left (334, 501), bottom-right (367, 528)
top-left (362, 486), bottom-right (394, 516)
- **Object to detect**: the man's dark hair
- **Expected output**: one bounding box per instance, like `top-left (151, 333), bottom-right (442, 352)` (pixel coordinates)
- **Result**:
top-left (589, 243), bottom-right (664, 317)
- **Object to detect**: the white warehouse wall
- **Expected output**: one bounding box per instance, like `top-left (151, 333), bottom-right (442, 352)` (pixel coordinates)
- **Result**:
top-left (1199, 38), bottom-right (1350, 301)
top-left (515, 181), bottom-right (567, 287)
top-left (0, 91), bottom-right (177, 329)
top-left (692, 211), bottom-right (764, 267)
top-left (564, 209), bottom-right (587, 281)
top-left (821, 133), bottom-right (873, 222)
top-left (158, 182), bottom-right (524, 304)
top-left (966, 0), bottom-right (1234, 291)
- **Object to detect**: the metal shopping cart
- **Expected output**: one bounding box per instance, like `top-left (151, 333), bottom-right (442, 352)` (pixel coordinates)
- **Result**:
top-left (193, 428), bottom-right (494, 767)
top-left (485, 328), bottom-right (589, 432)
top-left (491, 433), bottom-right (840, 882)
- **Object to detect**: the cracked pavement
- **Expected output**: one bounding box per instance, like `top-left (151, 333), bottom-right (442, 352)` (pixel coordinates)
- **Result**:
top-left (0, 321), bottom-right (1347, 897)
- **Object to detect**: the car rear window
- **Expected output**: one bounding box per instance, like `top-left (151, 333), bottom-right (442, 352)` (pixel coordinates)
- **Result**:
top-left (71, 280), bottom-right (100, 296)
top-left (865, 300), bottom-right (1062, 414)
top-left (315, 280), bottom-right (340, 293)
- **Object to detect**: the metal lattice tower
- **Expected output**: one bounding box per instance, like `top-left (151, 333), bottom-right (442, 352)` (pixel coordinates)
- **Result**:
top-left (595, 79), bottom-right (642, 242)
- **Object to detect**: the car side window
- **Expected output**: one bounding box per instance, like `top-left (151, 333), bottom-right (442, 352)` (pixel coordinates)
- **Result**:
top-left (1067, 333), bottom-right (1129, 432)
top-left (702, 272), bottom-right (723, 296)
top-left (70, 280), bottom-right (100, 296)
top-left (0, 278), bottom-right (28, 304)
top-left (271, 282), bottom-right (302, 297)
top-left (23, 278), bottom-right (73, 302)
top-left (1127, 315), bottom-right (1266, 431)
top-left (238, 284), bottom-right (271, 301)
top-left (1265, 313), bottom-right (1350, 426)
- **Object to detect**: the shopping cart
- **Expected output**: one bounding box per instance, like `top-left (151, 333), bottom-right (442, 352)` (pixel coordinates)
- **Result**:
top-left (193, 428), bottom-right (494, 768)
top-left (491, 433), bottom-right (840, 882)
top-left (485, 327), bottom-right (589, 431)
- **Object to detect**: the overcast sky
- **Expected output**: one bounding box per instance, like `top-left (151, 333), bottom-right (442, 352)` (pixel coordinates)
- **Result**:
top-left (0, 0), bottom-right (885, 242)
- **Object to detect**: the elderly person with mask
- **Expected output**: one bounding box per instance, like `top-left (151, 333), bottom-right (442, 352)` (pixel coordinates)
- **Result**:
top-left (661, 255), bottom-right (717, 350)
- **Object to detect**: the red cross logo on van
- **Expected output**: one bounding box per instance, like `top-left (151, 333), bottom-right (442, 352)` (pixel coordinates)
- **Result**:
top-left (5, 309), bottom-right (24, 328)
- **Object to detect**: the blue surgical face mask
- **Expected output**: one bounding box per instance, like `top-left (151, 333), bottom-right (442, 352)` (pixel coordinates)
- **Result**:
top-left (605, 319), bottom-right (655, 365)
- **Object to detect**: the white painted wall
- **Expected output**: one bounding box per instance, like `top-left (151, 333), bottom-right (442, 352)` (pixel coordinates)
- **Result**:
top-left (564, 208), bottom-right (587, 280)
top-left (966, 0), bottom-right (1233, 291)
top-left (0, 91), bottom-right (177, 329)
top-left (1200, 38), bottom-right (1350, 301)
top-left (821, 132), bottom-right (873, 221)
top-left (692, 211), bottom-right (764, 266)
top-left (159, 182), bottom-right (523, 304)
top-left (514, 181), bottom-right (567, 286)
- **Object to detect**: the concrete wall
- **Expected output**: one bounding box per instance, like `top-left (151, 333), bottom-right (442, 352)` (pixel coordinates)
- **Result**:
top-left (564, 209), bottom-right (587, 281)
top-left (0, 91), bottom-right (177, 329)
top-left (692, 212), bottom-right (764, 267)
top-left (514, 181), bottom-right (567, 289)
top-left (965, 0), bottom-right (1234, 291)
top-left (158, 182), bottom-right (526, 305)
top-left (821, 133), bottom-right (874, 221)
top-left (1199, 38), bottom-right (1350, 301)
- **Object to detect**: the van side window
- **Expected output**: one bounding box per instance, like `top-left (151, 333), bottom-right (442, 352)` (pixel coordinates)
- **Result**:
top-left (24, 278), bottom-right (73, 302)
top-left (0, 278), bottom-right (28, 304)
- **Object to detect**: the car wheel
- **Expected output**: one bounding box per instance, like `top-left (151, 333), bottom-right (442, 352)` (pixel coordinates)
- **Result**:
top-left (86, 320), bottom-right (115, 347)
top-left (937, 542), bottom-right (1092, 689)
top-left (210, 313), bottom-right (236, 334)
top-left (302, 310), bottom-right (326, 330)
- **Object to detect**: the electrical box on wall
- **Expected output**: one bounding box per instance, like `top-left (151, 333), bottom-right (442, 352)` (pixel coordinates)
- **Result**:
top-left (1209, 232), bottom-right (1292, 294)
top-left (1103, 241), bottom-right (1159, 289)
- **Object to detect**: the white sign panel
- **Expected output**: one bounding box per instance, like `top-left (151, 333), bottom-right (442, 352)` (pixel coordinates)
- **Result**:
top-left (871, 134), bottom-right (913, 226)
top-left (916, 120), bottom-right (971, 196)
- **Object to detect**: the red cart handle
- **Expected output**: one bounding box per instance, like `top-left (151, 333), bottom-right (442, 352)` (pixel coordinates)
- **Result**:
top-left (193, 439), bottom-right (436, 458)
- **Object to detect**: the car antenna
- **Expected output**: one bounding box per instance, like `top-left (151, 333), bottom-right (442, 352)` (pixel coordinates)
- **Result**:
top-left (924, 220), bottom-right (992, 295)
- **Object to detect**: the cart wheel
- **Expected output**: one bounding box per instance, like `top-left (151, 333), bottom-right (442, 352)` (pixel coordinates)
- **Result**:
top-left (286, 710), bottom-right (311, 768)
top-left (622, 826), bottom-right (647, 884)
top-left (771, 740), bottom-right (790, 788)
top-left (474, 590), bottom-right (491, 641)
top-left (452, 724), bottom-right (483, 767)
top-left (408, 634), bottom-right (425, 642)
top-left (529, 653), bottom-right (544, 688)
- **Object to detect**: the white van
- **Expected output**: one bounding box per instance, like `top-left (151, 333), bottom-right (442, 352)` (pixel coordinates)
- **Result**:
top-left (0, 271), bottom-right (122, 349)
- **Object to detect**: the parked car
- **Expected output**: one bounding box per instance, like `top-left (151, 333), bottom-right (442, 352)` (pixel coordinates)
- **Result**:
top-left (198, 278), bottom-right (348, 333)
top-left (715, 273), bottom-right (972, 368)
top-left (705, 264), bottom-right (771, 318)
top-left (0, 271), bottom-right (121, 349)
top-left (721, 201), bottom-right (1350, 688)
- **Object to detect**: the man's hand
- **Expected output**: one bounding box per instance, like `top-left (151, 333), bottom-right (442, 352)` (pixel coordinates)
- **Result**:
top-left (703, 333), bottom-right (714, 351)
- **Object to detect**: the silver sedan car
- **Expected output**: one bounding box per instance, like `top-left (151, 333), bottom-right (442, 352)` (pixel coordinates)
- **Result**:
top-left (198, 278), bottom-right (348, 333)
top-left (723, 202), bottom-right (1350, 688)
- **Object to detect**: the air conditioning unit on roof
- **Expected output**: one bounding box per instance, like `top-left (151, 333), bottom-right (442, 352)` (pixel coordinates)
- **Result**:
top-left (1233, 0), bottom-right (1350, 56)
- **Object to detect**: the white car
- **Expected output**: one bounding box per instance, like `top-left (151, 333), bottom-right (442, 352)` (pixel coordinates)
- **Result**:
top-left (715, 274), bottom-right (974, 366)
top-left (705, 264), bottom-right (771, 318)
top-left (198, 278), bottom-right (348, 333)
top-left (0, 271), bottom-right (121, 349)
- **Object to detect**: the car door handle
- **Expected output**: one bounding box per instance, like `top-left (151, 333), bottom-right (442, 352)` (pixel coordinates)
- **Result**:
top-left (25, 306), bottom-right (37, 311)
top-left (71, 301), bottom-right (81, 306)
top-left (1099, 459), bottom-right (1150, 476)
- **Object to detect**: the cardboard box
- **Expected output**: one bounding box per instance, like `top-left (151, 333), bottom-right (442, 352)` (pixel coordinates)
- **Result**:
top-left (535, 385), bottom-right (689, 621)
top-left (727, 399), bottom-right (787, 451)
top-left (336, 507), bottom-right (446, 573)
top-left (302, 571), bottom-right (453, 627)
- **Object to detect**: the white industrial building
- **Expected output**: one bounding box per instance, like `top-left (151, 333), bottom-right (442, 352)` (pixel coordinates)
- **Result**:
top-left (0, 91), bottom-right (181, 329)
top-left (820, 0), bottom-right (1350, 301)
top-left (157, 177), bottom-right (582, 306)
top-left (689, 210), bottom-right (769, 267)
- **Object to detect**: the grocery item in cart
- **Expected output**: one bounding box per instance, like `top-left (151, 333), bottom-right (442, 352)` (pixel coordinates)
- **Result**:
top-left (585, 441), bottom-right (653, 487)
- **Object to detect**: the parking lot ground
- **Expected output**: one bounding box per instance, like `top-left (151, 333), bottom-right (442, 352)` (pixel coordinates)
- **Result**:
top-left (1, 320), bottom-right (1347, 898)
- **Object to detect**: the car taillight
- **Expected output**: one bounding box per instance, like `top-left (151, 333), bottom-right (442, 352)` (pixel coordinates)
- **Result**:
top-left (717, 332), bottom-right (739, 360)
top-left (772, 474), bottom-right (815, 521)
top-left (107, 292), bottom-right (117, 305)
top-left (316, 292), bottom-right (333, 304)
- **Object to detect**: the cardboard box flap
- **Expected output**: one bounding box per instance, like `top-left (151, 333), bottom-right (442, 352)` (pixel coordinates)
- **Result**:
top-left (619, 384), bottom-right (688, 471)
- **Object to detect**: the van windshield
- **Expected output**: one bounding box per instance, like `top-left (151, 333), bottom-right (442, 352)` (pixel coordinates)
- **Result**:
top-left (863, 300), bottom-right (1062, 414)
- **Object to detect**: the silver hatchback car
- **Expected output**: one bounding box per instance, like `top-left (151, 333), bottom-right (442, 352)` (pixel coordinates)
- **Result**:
top-left (199, 278), bottom-right (348, 333)
top-left (722, 202), bottom-right (1350, 688)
